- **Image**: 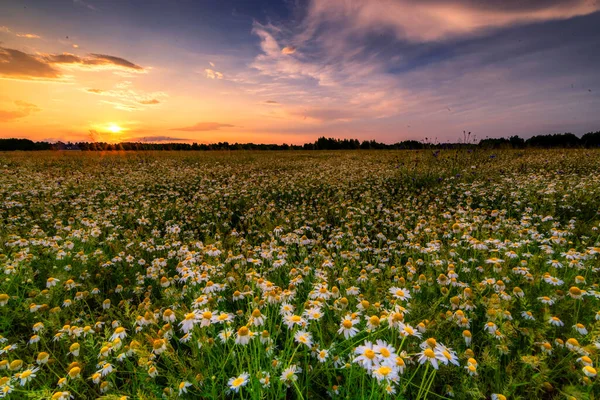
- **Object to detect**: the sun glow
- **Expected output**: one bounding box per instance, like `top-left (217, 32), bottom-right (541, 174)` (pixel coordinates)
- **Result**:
top-left (107, 124), bottom-right (122, 134)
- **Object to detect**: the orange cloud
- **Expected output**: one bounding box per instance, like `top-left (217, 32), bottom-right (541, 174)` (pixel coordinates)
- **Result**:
top-left (0, 101), bottom-right (40, 122)
top-left (281, 46), bottom-right (297, 55)
top-left (16, 33), bottom-right (41, 39)
top-left (205, 68), bottom-right (224, 79)
top-left (171, 122), bottom-right (235, 132)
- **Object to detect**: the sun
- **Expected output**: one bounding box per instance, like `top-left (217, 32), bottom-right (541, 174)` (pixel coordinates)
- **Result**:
top-left (107, 124), bottom-right (122, 134)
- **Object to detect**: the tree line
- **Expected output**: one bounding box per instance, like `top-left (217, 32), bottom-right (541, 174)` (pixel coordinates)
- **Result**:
top-left (1, 131), bottom-right (599, 151)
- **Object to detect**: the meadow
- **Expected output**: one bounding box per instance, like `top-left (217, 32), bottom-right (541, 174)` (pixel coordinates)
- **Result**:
top-left (0, 149), bottom-right (599, 400)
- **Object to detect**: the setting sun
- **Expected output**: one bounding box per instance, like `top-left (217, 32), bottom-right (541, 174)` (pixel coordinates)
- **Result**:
top-left (107, 124), bottom-right (122, 134)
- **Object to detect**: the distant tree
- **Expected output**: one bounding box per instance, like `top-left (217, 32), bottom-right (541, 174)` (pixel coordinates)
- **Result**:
top-left (581, 131), bottom-right (600, 147)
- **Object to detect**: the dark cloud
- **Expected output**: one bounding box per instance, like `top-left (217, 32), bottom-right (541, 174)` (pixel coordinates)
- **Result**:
top-left (86, 88), bottom-right (104, 94)
top-left (265, 100), bottom-right (279, 104)
top-left (46, 52), bottom-right (144, 70)
top-left (171, 122), bottom-right (235, 131)
top-left (0, 47), bottom-right (145, 81)
top-left (89, 54), bottom-right (144, 70)
top-left (0, 47), bottom-right (61, 80)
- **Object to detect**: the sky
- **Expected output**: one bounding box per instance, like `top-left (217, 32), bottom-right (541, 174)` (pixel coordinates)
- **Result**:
top-left (1, 0), bottom-right (599, 145)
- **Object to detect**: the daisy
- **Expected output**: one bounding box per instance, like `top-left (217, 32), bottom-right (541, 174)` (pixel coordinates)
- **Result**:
top-left (317, 349), bottom-right (329, 363)
top-left (179, 312), bottom-right (197, 333)
top-left (280, 365), bottom-right (301, 387)
top-left (371, 365), bottom-right (398, 382)
top-left (573, 323), bottom-right (588, 335)
top-left (228, 372), bottom-right (249, 393)
top-left (17, 367), bottom-right (38, 386)
top-left (338, 315), bottom-right (360, 339)
top-left (294, 330), bottom-right (313, 348)
top-left (417, 348), bottom-right (439, 369)
top-left (548, 316), bottom-right (564, 327)
top-left (389, 287), bottom-right (411, 301)
top-left (110, 327), bottom-right (127, 341)
top-left (178, 381), bottom-right (192, 395)
top-left (235, 326), bottom-right (254, 345)
top-left (354, 342), bottom-right (378, 370)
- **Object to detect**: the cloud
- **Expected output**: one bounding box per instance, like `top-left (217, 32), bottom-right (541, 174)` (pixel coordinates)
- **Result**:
top-left (138, 99), bottom-right (160, 105)
top-left (0, 101), bottom-right (40, 122)
top-left (305, 0), bottom-right (600, 42)
top-left (205, 68), bottom-right (224, 79)
top-left (281, 46), bottom-right (297, 55)
top-left (0, 46), bottom-right (146, 81)
top-left (241, 3), bottom-right (600, 141)
top-left (264, 100), bottom-right (280, 105)
top-left (73, 0), bottom-right (97, 11)
top-left (0, 47), bottom-right (62, 80)
top-left (16, 33), bottom-right (41, 39)
top-left (46, 52), bottom-right (145, 71)
top-left (171, 122), bottom-right (235, 132)
top-left (0, 26), bottom-right (10, 33)
top-left (88, 54), bottom-right (144, 70)
top-left (84, 82), bottom-right (166, 111)
top-left (125, 135), bottom-right (187, 143)
top-left (291, 107), bottom-right (363, 122)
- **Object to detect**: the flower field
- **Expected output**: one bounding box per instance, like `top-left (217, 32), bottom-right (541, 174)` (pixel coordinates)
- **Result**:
top-left (0, 149), bottom-right (599, 400)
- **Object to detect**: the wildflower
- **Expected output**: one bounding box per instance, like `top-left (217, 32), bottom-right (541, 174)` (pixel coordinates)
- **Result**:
top-left (317, 349), bottom-right (329, 363)
top-left (98, 362), bottom-right (114, 377)
top-left (180, 312), bottom-right (197, 333)
top-left (338, 315), bottom-right (360, 339)
top-left (389, 287), bottom-right (411, 301)
top-left (548, 316), bottom-right (564, 327)
top-left (235, 326), bottom-right (253, 345)
top-left (36, 352), bottom-right (50, 364)
top-left (372, 365), bottom-right (398, 382)
top-left (110, 327), bottom-right (127, 341)
top-left (51, 392), bottom-right (73, 400)
top-left (68, 366), bottom-right (80, 379)
top-left (17, 367), bottom-right (38, 385)
top-left (228, 372), bottom-right (249, 392)
top-left (354, 341), bottom-right (378, 370)
top-left (294, 330), bottom-right (313, 348)
top-left (69, 343), bottom-right (80, 357)
top-left (417, 348), bottom-right (439, 369)
top-left (573, 323), bottom-right (588, 335)
top-left (582, 366), bottom-right (597, 378)
top-left (178, 381), bottom-right (192, 395)
top-left (280, 365), bottom-right (301, 387)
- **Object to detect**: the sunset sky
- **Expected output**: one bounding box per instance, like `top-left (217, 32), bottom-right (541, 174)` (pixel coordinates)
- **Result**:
top-left (1, 0), bottom-right (600, 144)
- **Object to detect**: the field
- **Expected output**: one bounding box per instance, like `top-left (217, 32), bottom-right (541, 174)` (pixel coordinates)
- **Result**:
top-left (0, 149), bottom-right (599, 400)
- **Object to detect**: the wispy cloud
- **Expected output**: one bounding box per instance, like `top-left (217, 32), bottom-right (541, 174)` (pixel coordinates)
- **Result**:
top-left (73, 0), bottom-right (97, 11)
top-left (84, 81), bottom-right (166, 111)
top-left (304, 0), bottom-right (600, 42)
top-left (16, 33), bottom-right (41, 39)
top-left (171, 122), bottom-right (235, 132)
